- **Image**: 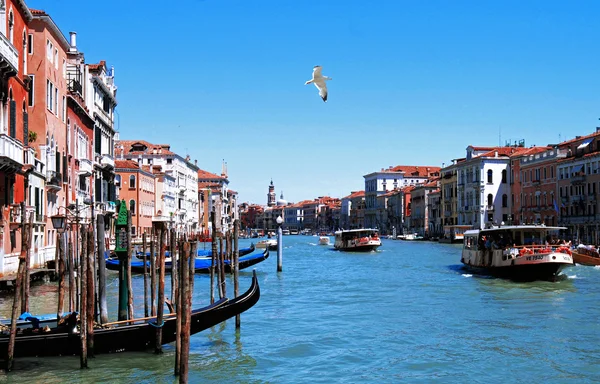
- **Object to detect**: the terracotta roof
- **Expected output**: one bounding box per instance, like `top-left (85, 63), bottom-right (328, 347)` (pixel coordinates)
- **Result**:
top-left (29, 8), bottom-right (44, 15)
top-left (117, 140), bottom-right (176, 156)
top-left (88, 60), bottom-right (107, 71)
top-left (198, 182), bottom-right (221, 189)
top-left (387, 165), bottom-right (441, 177)
top-left (115, 159), bottom-right (140, 169)
top-left (478, 146), bottom-right (531, 158)
top-left (558, 131), bottom-right (600, 147)
top-left (402, 185), bottom-right (415, 193)
top-left (344, 190), bottom-right (365, 199)
top-left (197, 169), bottom-right (224, 180)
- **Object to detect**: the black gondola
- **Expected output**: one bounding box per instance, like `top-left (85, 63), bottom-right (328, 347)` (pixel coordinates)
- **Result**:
top-left (0, 271), bottom-right (260, 359)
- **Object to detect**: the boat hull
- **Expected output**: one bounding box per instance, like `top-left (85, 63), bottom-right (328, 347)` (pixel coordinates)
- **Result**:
top-left (572, 251), bottom-right (600, 266)
top-left (461, 261), bottom-right (571, 282)
top-left (0, 271), bottom-right (260, 358)
top-left (334, 243), bottom-right (381, 252)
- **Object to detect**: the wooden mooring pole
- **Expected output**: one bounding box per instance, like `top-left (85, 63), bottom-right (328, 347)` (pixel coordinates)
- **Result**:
top-left (57, 232), bottom-right (66, 321)
top-left (6, 203), bottom-right (29, 372)
top-left (210, 213), bottom-right (217, 304)
top-left (155, 223), bottom-right (167, 354)
top-left (151, 226), bottom-right (156, 316)
top-left (86, 225), bottom-right (95, 356)
top-left (234, 220), bottom-right (240, 328)
top-left (174, 239), bottom-right (183, 376)
top-left (80, 225), bottom-right (88, 368)
top-left (68, 233), bottom-right (75, 313)
top-left (176, 241), bottom-right (190, 378)
top-left (96, 214), bottom-right (108, 324)
top-left (21, 214), bottom-right (32, 315)
top-left (143, 232), bottom-right (149, 318)
top-left (127, 211), bottom-right (134, 321)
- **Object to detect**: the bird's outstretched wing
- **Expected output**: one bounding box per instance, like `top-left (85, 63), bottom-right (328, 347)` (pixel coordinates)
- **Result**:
top-left (313, 80), bottom-right (328, 102)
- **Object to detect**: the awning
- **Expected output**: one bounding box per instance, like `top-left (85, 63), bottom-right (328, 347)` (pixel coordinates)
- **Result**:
top-left (577, 138), bottom-right (593, 150)
top-left (572, 164), bottom-right (584, 174)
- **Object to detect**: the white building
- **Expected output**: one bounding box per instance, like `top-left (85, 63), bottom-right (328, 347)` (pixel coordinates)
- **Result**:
top-left (363, 165), bottom-right (440, 229)
top-left (456, 146), bottom-right (529, 229)
top-left (116, 140), bottom-right (199, 234)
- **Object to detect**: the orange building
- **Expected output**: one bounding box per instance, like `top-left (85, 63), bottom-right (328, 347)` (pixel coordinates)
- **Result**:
top-left (0, 3), bottom-right (32, 270)
top-left (115, 159), bottom-right (155, 240)
top-left (27, 8), bottom-right (70, 252)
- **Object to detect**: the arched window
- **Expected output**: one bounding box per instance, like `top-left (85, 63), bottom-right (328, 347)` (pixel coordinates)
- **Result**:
top-left (487, 194), bottom-right (493, 207)
top-left (502, 194), bottom-right (508, 208)
top-left (129, 199), bottom-right (136, 215)
top-left (501, 170), bottom-right (507, 183)
top-left (8, 11), bottom-right (13, 44)
top-left (129, 175), bottom-right (136, 189)
top-left (487, 169), bottom-right (493, 183)
top-left (22, 30), bottom-right (26, 73)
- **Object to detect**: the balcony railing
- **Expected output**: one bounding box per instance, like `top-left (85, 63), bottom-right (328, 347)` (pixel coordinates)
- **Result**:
top-left (0, 32), bottom-right (18, 77)
top-left (78, 158), bottom-right (93, 176)
top-left (0, 133), bottom-right (23, 171)
top-left (46, 170), bottom-right (62, 191)
top-left (572, 174), bottom-right (586, 184)
top-left (100, 154), bottom-right (114, 168)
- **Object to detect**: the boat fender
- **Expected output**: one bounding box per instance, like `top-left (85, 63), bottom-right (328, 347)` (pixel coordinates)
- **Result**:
top-left (148, 320), bottom-right (165, 328)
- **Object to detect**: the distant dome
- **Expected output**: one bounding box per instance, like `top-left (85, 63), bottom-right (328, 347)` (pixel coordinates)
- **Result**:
top-left (277, 191), bottom-right (287, 206)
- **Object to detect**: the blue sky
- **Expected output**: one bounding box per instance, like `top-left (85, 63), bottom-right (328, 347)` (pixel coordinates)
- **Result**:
top-left (31, 0), bottom-right (600, 204)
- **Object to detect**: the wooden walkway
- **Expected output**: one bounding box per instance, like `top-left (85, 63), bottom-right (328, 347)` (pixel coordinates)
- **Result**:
top-left (0, 269), bottom-right (56, 290)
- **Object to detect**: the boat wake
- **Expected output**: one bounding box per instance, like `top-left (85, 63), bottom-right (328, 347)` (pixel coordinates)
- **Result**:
top-left (462, 274), bottom-right (473, 278)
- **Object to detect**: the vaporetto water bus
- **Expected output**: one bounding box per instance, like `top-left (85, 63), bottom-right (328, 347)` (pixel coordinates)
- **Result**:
top-left (461, 224), bottom-right (573, 281)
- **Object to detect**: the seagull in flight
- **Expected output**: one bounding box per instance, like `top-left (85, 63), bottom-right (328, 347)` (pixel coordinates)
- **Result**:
top-left (305, 65), bottom-right (332, 102)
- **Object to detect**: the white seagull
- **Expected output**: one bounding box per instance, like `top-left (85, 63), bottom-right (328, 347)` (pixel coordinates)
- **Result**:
top-left (305, 65), bottom-right (332, 102)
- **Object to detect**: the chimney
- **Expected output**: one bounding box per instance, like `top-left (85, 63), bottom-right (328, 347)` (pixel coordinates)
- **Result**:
top-left (69, 32), bottom-right (77, 52)
top-left (194, 159), bottom-right (198, 166)
top-left (495, 151), bottom-right (498, 157)
top-left (111, 65), bottom-right (115, 77)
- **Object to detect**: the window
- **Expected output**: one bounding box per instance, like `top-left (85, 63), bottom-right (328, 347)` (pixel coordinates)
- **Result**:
top-left (502, 194), bottom-right (508, 208)
top-left (501, 170), bottom-right (507, 183)
top-left (54, 48), bottom-right (58, 70)
top-left (131, 226), bottom-right (136, 236)
top-left (8, 11), bottom-right (13, 44)
top-left (27, 75), bottom-right (34, 107)
top-left (487, 169), bottom-right (493, 183)
top-left (27, 34), bottom-right (33, 54)
top-left (129, 175), bottom-right (136, 189)
top-left (54, 88), bottom-right (58, 115)
top-left (487, 194), bottom-right (493, 206)
top-left (46, 40), bottom-right (53, 63)
top-left (129, 199), bottom-right (136, 215)
top-left (62, 59), bottom-right (66, 79)
top-left (62, 95), bottom-right (66, 122)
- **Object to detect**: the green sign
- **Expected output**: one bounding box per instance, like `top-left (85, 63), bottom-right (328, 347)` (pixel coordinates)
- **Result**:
top-left (115, 199), bottom-right (128, 252)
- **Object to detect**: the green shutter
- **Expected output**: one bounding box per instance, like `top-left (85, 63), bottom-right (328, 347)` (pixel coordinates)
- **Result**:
top-left (9, 100), bottom-right (16, 138)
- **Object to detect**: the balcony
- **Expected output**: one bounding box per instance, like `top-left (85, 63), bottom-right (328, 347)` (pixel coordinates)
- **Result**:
top-left (46, 170), bottom-right (62, 191)
top-left (0, 133), bottom-right (23, 173)
top-left (100, 154), bottom-right (114, 169)
top-left (572, 174), bottom-right (586, 184)
top-left (0, 32), bottom-right (18, 78)
top-left (78, 158), bottom-right (93, 176)
top-left (532, 179), bottom-right (540, 186)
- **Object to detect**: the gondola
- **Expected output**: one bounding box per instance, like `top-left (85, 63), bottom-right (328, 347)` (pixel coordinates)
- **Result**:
top-left (0, 270), bottom-right (260, 358)
top-left (105, 245), bottom-right (265, 273)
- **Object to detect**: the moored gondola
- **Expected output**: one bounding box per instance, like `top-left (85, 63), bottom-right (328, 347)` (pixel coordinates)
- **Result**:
top-left (0, 271), bottom-right (260, 358)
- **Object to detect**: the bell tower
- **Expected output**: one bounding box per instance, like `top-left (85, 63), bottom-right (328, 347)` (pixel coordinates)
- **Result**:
top-left (267, 179), bottom-right (276, 207)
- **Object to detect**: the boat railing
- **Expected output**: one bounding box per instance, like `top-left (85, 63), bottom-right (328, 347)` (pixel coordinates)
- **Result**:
top-left (507, 244), bottom-right (572, 257)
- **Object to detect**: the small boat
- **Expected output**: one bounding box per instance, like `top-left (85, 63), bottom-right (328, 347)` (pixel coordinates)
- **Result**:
top-left (0, 271), bottom-right (260, 359)
top-left (572, 245), bottom-right (600, 266)
top-left (319, 236), bottom-right (330, 245)
top-left (256, 239), bottom-right (277, 251)
top-left (105, 247), bottom-right (269, 274)
top-left (334, 229), bottom-right (381, 252)
top-left (400, 233), bottom-right (423, 241)
top-left (461, 225), bottom-right (573, 281)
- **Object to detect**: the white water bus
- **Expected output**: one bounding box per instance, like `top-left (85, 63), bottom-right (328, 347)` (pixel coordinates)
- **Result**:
top-left (461, 225), bottom-right (573, 281)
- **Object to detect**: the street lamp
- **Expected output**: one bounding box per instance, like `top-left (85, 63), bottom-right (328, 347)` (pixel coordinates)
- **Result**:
top-left (276, 215), bottom-right (283, 272)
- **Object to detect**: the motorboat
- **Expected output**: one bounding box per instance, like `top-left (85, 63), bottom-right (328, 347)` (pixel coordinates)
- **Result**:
top-left (334, 229), bottom-right (381, 252)
top-left (461, 225), bottom-right (573, 281)
top-left (318, 236), bottom-right (330, 245)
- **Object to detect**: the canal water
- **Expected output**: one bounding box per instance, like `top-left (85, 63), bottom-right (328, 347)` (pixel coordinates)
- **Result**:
top-left (1, 236), bottom-right (599, 383)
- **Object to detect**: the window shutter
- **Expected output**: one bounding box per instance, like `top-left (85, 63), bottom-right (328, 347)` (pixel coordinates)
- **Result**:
top-left (9, 100), bottom-right (16, 138)
top-left (95, 127), bottom-right (101, 154)
top-left (23, 112), bottom-right (28, 144)
top-left (63, 154), bottom-right (67, 182)
top-left (56, 150), bottom-right (61, 177)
